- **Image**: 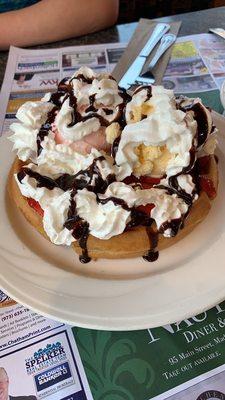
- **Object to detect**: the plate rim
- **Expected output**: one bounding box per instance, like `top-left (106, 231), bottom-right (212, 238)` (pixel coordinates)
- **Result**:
top-left (1, 111), bottom-right (225, 330)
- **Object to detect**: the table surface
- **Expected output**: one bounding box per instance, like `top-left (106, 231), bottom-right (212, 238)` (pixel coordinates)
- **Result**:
top-left (1, 9), bottom-right (225, 399)
top-left (1, 6), bottom-right (225, 89)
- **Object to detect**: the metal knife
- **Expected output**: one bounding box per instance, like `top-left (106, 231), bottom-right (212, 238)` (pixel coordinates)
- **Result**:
top-left (136, 33), bottom-right (176, 84)
top-left (119, 23), bottom-right (170, 89)
top-left (209, 28), bottom-right (225, 40)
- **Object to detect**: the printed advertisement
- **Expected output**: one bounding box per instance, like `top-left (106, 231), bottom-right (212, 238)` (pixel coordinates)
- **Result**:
top-left (2, 290), bottom-right (225, 400)
top-left (15, 54), bottom-right (59, 73)
top-left (0, 295), bottom-right (93, 400)
top-left (161, 33), bottom-right (224, 112)
top-left (12, 70), bottom-right (59, 93)
top-left (0, 331), bottom-right (86, 399)
top-left (74, 302), bottom-right (225, 400)
top-left (0, 42), bottom-right (126, 134)
top-left (163, 34), bottom-right (225, 93)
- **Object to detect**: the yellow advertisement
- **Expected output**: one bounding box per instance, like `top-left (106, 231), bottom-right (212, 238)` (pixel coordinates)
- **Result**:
top-left (171, 41), bottom-right (198, 59)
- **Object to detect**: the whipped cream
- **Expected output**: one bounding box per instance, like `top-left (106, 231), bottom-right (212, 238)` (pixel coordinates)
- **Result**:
top-left (75, 188), bottom-right (130, 240)
top-left (9, 66), bottom-right (126, 167)
top-left (99, 181), bottom-right (137, 208)
top-left (116, 86), bottom-right (197, 179)
top-left (89, 78), bottom-right (123, 108)
top-left (160, 174), bottom-right (196, 196)
top-left (19, 166), bottom-right (189, 241)
top-left (15, 173), bottom-right (74, 245)
top-left (26, 138), bottom-right (128, 183)
top-left (176, 96), bottom-right (213, 147)
top-left (16, 100), bottom-right (54, 128)
top-left (41, 92), bottom-right (51, 102)
top-left (76, 181), bottom-right (189, 240)
top-left (135, 187), bottom-right (189, 235)
top-left (9, 101), bottom-right (54, 162)
top-left (177, 174), bottom-right (196, 195)
top-left (72, 66), bottom-right (95, 82)
top-left (36, 134), bottom-right (101, 178)
top-left (94, 154), bottom-right (129, 182)
top-left (69, 66), bottom-right (123, 122)
top-left (125, 85), bottom-right (173, 124)
top-left (9, 68), bottom-right (216, 257)
top-left (54, 98), bottom-right (101, 142)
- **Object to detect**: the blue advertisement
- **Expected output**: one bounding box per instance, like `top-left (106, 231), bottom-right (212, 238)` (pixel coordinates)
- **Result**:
top-left (35, 361), bottom-right (72, 392)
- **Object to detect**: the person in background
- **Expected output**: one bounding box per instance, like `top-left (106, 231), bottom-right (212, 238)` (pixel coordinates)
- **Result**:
top-left (0, 0), bottom-right (119, 50)
top-left (0, 367), bottom-right (37, 400)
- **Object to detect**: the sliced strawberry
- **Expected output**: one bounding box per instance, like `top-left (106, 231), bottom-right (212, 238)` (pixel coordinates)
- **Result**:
top-left (137, 203), bottom-right (155, 215)
top-left (199, 176), bottom-right (217, 200)
top-left (140, 176), bottom-right (161, 189)
top-left (123, 175), bottom-right (161, 189)
top-left (27, 198), bottom-right (44, 217)
top-left (123, 175), bottom-right (140, 185)
top-left (197, 155), bottom-right (211, 175)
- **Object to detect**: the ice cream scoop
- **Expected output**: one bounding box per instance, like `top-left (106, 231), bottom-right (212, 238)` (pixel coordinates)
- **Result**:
top-left (115, 86), bottom-right (212, 179)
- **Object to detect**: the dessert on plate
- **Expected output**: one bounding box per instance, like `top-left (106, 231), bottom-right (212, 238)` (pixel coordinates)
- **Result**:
top-left (8, 67), bottom-right (218, 263)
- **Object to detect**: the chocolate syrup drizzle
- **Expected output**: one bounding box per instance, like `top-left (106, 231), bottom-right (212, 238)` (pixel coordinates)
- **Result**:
top-left (85, 94), bottom-right (97, 113)
top-left (24, 80), bottom-right (212, 263)
top-left (178, 98), bottom-right (209, 147)
top-left (18, 156), bottom-right (157, 263)
top-left (134, 85), bottom-right (152, 101)
top-left (143, 228), bottom-right (159, 262)
top-left (31, 74), bottom-right (134, 262)
top-left (36, 74), bottom-right (131, 158)
top-left (71, 73), bottom-right (94, 85)
top-left (36, 106), bottom-right (58, 156)
top-left (36, 78), bottom-right (73, 155)
top-left (111, 86), bottom-right (152, 159)
top-left (62, 194), bottom-right (91, 263)
top-left (156, 176), bottom-right (193, 206)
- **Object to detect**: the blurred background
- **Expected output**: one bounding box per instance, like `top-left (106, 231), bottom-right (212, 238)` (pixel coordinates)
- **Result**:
top-left (118, 0), bottom-right (225, 23)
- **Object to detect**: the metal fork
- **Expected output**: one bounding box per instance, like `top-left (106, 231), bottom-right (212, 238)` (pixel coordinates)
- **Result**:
top-left (136, 33), bottom-right (176, 85)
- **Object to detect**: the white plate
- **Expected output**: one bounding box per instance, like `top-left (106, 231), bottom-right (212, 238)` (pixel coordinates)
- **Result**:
top-left (1, 112), bottom-right (225, 331)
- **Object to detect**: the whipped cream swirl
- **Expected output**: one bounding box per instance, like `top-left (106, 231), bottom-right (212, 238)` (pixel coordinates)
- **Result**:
top-left (9, 101), bottom-right (54, 162)
top-left (116, 86), bottom-right (198, 179)
top-left (71, 66), bottom-right (123, 111)
top-left (16, 173), bottom-right (74, 245)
